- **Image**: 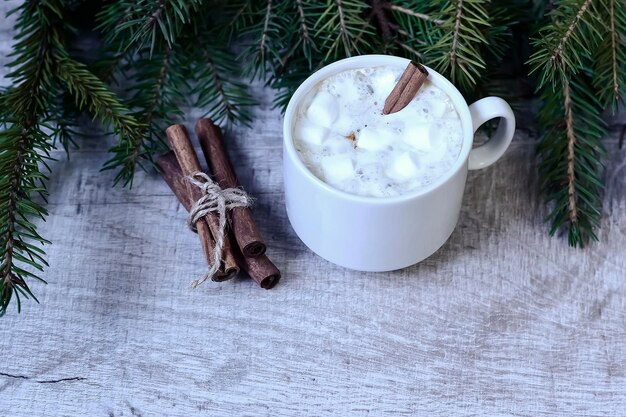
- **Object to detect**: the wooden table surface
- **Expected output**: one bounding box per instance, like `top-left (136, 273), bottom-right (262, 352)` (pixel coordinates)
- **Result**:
top-left (1, 4), bottom-right (625, 416)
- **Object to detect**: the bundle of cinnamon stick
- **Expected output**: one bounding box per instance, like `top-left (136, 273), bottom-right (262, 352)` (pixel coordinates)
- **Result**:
top-left (157, 118), bottom-right (280, 289)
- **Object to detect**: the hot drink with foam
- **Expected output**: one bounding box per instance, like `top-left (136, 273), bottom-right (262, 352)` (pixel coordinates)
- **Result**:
top-left (293, 66), bottom-right (463, 198)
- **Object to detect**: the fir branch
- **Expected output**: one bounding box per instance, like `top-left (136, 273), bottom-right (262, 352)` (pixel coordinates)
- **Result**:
top-left (178, 14), bottom-right (257, 125)
top-left (194, 45), bottom-right (256, 125)
top-left (388, 1), bottom-right (440, 62)
top-left (232, 0), bottom-right (287, 79)
top-left (481, 2), bottom-right (515, 69)
top-left (563, 78), bottom-right (578, 225)
top-left (336, 0), bottom-right (353, 53)
top-left (395, 38), bottom-right (423, 58)
top-left (593, 0), bottom-right (626, 111)
top-left (98, 0), bottom-right (203, 55)
top-left (229, 0), bottom-right (376, 109)
top-left (229, 1), bottom-right (253, 29)
top-left (132, 46), bottom-right (174, 133)
top-left (57, 55), bottom-right (145, 186)
top-left (268, 52), bottom-right (324, 110)
top-left (388, 4), bottom-right (443, 24)
top-left (259, 0), bottom-right (273, 69)
top-left (537, 75), bottom-right (606, 247)
top-left (294, 0), bottom-right (316, 63)
top-left (369, 0), bottom-right (394, 43)
top-left (608, 0), bottom-right (620, 100)
top-left (314, 0), bottom-right (373, 62)
top-left (102, 45), bottom-right (181, 185)
top-left (0, 0), bottom-right (66, 315)
top-left (97, 0), bottom-right (254, 180)
top-left (530, 0), bottom-right (607, 246)
top-left (528, 0), bottom-right (603, 88)
top-left (551, 0), bottom-right (593, 68)
top-left (51, 92), bottom-right (80, 155)
top-left (274, 0), bottom-right (321, 75)
top-left (0, 125), bottom-right (51, 316)
top-left (93, 2), bottom-right (138, 81)
top-left (2, 0), bottom-right (147, 314)
top-left (56, 57), bottom-right (141, 137)
top-left (296, 0), bottom-right (312, 46)
top-left (450, 0), bottom-right (465, 74)
top-left (96, 0), bottom-right (210, 183)
top-left (424, 0), bottom-right (490, 94)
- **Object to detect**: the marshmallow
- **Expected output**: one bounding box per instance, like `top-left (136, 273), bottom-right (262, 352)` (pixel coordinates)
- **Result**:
top-left (295, 120), bottom-right (328, 146)
top-left (332, 111), bottom-right (354, 136)
top-left (402, 123), bottom-right (433, 151)
top-left (371, 71), bottom-right (396, 99)
top-left (321, 154), bottom-right (354, 184)
top-left (368, 185), bottom-right (387, 198)
top-left (385, 100), bottom-right (428, 123)
top-left (323, 133), bottom-right (355, 154)
top-left (357, 127), bottom-right (393, 151)
top-left (329, 73), bottom-right (362, 103)
top-left (306, 91), bottom-right (339, 127)
top-left (426, 140), bottom-right (448, 162)
top-left (386, 152), bottom-right (420, 182)
top-left (422, 100), bottom-right (447, 118)
top-left (424, 122), bottom-right (450, 161)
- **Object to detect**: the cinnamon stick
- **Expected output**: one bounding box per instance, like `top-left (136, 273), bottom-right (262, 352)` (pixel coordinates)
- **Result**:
top-left (155, 151), bottom-right (194, 212)
top-left (236, 247), bottom-right (281, 289)
top-left (383, 61), bottom-right (428, 115)
top-left (165, 125), bottom-right (239, 280)
top-left (156, 152), bottom-right (237, 281)
top-left (195, 118), bottom-right (267, 258)
top-left (157, 151), bottom-right (281, 289)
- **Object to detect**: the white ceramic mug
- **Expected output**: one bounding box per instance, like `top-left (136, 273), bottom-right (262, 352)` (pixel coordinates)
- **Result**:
top-left (283, 55), bottom-right (515, 271)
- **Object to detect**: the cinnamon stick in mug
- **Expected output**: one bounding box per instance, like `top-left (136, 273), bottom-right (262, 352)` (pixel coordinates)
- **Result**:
top-left (195, 118), bottom-right (267, 258)
top-left (383, 61), bottom-right (428, 115)
top-left (165, 125), bottom-right (239, 280)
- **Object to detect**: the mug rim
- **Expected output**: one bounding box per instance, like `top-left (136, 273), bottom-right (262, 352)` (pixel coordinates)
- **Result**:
top-left (283, 54), bottom-right (473, 205)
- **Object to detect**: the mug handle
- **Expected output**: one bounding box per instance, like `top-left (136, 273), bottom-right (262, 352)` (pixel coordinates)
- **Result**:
top-left (467, 97), bottom-right (516, 170)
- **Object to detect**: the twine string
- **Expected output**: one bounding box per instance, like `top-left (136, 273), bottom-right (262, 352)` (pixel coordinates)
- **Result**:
top-left (186, 172), bottom-right (252, 288)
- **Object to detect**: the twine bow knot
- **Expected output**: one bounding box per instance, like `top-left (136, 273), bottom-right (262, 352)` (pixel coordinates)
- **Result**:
top-left (187, 172), bottom-right (252, 287)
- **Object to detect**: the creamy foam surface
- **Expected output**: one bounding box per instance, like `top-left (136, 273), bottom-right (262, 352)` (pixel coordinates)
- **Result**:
top-left (293, 66), bottom-right (464, 198)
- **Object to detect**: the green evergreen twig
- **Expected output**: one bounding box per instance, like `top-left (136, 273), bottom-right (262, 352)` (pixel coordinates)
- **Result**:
top-left (529, 0), bottom-right (607, 247)
top-left (1, 0), bottom-right (142, 315)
